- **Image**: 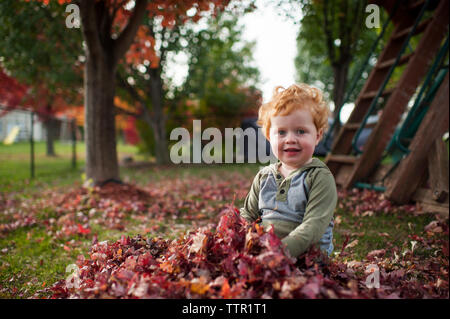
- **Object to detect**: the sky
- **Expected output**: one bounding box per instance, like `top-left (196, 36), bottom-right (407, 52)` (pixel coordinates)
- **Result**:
top-left (238, 0), bottom-right (300, 103)
top-left (166, 0), bottom-right (300, 104)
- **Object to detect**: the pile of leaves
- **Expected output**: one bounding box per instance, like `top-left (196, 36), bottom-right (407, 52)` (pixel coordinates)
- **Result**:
top-left (50, 182), bottom-right (153, 232)
top-left (0, 183), bottom-right (154, 238)
top-left (46, 206), bottom-right (448, 299)
top-left (48, 207), bottom-right (345, 298)
top-left (44, 178), bottom-right (246, 237)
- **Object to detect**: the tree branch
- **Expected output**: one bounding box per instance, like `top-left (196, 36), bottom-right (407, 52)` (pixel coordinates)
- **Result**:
top-left (116, 71), bottom-right (157, 128)
top-left (114, 104), bottom-right (140, 117)
top-left (116, 72), bottom-right (147, 109)
top-left (77, 0), bottom-right (104, 61)
top-left (337, 0), bottom-right (348, 62)
top-left (322, 1), bottom-right (335, 63)
top-left (113, 0), bottom-right (148, 65)
top-left (97, 0), bottom-right (113, 49)
top-left (349, 0), bottom-right (366, 55)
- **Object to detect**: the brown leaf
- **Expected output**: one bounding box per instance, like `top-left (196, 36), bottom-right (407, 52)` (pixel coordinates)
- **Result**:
top-left (362, 211), bottom-right (374, 217)
top-left (346, 239), bottom-right (359, 249)
top-left (367, 249), bottom-right (386, 260)
top-left (189, 232), bottom-right (207, 254)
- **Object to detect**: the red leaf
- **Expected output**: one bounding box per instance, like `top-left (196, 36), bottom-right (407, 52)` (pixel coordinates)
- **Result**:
top-left (77, 223), bottom-right (91, 235)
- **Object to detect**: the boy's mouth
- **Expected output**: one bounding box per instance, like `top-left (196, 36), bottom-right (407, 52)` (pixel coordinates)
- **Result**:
top-left (283, 148), bottom-right (301, 153)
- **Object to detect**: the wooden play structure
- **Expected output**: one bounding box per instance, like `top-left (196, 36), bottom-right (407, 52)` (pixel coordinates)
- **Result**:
top-left (324, 0), bottom-right (449, 216)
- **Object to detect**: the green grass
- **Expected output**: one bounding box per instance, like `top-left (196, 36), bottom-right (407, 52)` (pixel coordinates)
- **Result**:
top-left (332, 207), bottom-right (438, 260)
top-left (0, 140), bottom-right (145, 192)
top-left (0, 226), bottom-right (85, 297)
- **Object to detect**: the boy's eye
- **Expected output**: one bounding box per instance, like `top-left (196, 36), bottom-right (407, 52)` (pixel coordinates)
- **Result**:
top-left (278, 130), bottom-right (286, 135)
top-left (297, 129), bottom-right (306, 134)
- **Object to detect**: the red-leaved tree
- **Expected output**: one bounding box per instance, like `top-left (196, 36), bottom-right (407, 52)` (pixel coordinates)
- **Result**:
top-left (0, 68), bottom-right (29, 114)
top-left (0, 67), bottom-right (81, 155)
top-left (30, 0), bottom-right (232, 184)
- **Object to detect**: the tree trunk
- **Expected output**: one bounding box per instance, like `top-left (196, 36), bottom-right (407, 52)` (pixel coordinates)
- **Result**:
top-left (331, 60), bottom-right (350, 135)
top-left (153, 121), bottom-right (170, 164)
top-left (45, 110), bottom-right (57, 156)
top-left (79, 0), bottom-right (147, 185)
top-left (84, 54), bottom-right (120, 184)
top-left (149, 67), bottom-right (170, 164)
top-left (116, 71), bottom-right (169, 164)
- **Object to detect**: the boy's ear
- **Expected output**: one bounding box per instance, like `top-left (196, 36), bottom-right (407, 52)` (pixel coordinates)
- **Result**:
top-left (316, 128), bottom-right (324, 145)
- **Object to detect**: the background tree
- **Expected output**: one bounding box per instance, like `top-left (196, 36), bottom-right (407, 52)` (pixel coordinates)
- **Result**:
top-left (115, 19), bottom-right (187, 165)
top-left (0, 68), bottom-right (29, 114)
top-left (179, 13), bottom-right (261, 129)
top-left (115, 8), bottom-right (259, 164)
top-left (0, 0), bottom-right (83, 155)
top-left (17, 0), bottom-right (234, 184)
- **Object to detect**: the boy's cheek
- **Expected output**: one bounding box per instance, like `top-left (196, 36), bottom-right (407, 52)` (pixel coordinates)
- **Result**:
top-left (270, 145), bottom-right (278, 157)
top-left (269, 142), bottom-right (280, 158)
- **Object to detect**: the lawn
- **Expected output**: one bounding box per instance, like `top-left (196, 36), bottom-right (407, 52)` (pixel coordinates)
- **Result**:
top-left (0, 141), bottom-right (448, 298)
top-left (0, 140), bottom-right (143, 192)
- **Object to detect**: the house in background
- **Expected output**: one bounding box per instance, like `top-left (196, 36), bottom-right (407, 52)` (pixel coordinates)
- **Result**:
top-left (0, 105), bottom-right (85, 144)
top-left (0, 108), bottom-right (45, 142)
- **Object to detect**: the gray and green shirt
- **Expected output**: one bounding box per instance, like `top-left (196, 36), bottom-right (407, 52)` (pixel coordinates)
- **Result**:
top-left (240, 158), bottom-right (337, 257)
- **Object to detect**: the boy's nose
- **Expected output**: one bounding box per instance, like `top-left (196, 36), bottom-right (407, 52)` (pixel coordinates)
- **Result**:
top-left (286, 131), bottom-right (296, 143)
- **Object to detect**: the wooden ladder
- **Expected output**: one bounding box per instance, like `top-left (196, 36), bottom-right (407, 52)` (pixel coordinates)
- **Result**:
top-left (385, 73), bottom-right (449, 212)
top-left (325, 0), bottom-right (449, 188)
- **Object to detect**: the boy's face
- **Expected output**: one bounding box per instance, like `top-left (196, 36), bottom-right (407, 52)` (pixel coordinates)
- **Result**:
top-left (268, 107), bottom-right (323, 170)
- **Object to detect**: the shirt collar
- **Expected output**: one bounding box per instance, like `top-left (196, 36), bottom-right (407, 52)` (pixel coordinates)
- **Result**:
top-left (270, 158), bottom-right (326, 179)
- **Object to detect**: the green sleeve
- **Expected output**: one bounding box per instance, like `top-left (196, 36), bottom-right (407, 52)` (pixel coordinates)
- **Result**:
top-left (239, 171), bottom-right (262, 222)
top-left (281, 168), bottom-right (337, 257)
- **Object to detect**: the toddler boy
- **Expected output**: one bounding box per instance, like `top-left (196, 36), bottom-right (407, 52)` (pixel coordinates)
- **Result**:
top-left (240, 84), bottom-right (337, 257)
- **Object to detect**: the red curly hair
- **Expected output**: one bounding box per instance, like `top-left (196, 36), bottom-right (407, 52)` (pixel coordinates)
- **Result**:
top-left (258, 84), bottom-right (330, 139)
